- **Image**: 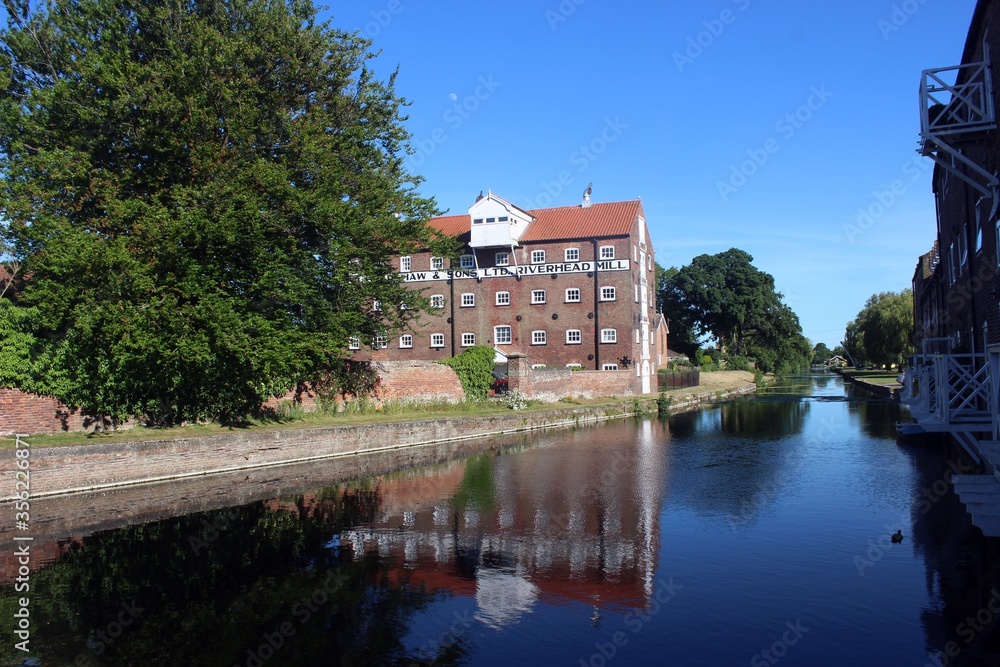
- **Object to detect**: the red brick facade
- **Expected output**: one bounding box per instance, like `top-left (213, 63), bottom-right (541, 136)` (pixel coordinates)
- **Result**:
top-left (352, 194), bottom-right (664, 394)
top-left (913, 0), bottom-right (1000, 353)
top-left (0, 388), bottom-right (123, 435)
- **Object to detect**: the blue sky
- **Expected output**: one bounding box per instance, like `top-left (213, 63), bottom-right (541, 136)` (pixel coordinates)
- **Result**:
top-left (327, 0), bottom-right (978, 348)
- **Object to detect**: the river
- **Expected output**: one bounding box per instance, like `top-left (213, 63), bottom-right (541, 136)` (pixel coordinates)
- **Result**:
top-left (4, 371), bottom-right (1000, 666)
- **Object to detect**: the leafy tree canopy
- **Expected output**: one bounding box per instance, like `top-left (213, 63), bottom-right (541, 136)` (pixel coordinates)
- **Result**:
top-left (846, 290), bottom-right (914, 369)
top-left (0, 0), bottom-right (456, 423)
top-left (658, 248), bottom-right (810, 374)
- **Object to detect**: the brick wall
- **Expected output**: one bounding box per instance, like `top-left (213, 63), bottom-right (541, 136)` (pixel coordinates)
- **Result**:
top-left (0, 388), bottom-right (124, 436)
top-left (507, 354), bottom-right (639, 400)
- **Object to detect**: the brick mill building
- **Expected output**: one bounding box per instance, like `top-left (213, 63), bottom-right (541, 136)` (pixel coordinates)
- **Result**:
top-left (352, 190), bottom-right (665, 394)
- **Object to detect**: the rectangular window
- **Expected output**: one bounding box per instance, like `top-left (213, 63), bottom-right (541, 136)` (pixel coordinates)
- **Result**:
top-left (600, 246), bottom-right (615, 260)
top-left (565, 248), bottom-right (580, 262)
top-left (374, 335), bottom-right (388, 349)
top-left (601, 328), bottom-right (617, 344)
top-left (372, 300), bottom-right (382, 312)
top-left (494, 325), bottom-right (512, 345)
top-left (531, 249), bottom-right (546, 264)
top-left (532, 330), bottom-right (547, 345)
top-left (462, 332), bottom-right (476, 347)
top-left (600, 286), bottom-right (616, 301)
top-left (498, 216), bottom-right (509, 222)
top-left (400, 256), bottom-right (411, 272)
top-left (495, 252), bottom-right (509, 266)
top-left (461, 293), bottom-right (475, 307)
top-left (566, 329), bottom-right (582, 344)
top-left (348, 336), bottom-right (361, 350)
top-left (473, 218), bottom-right (484, 224)
top-left (566, 363), bottom-right (582, 369)
top-left (565, 288), bottom-right (581, 303)
top-left (602, 363), bottom-right (619, 371)
top-left (430, 256), bottom-right (444, 270)
top-left (399, 334), bottom-right (413, 349)
top-left (430, 294), bottom-right (445, 309)
top-left (531, 290), bottom-right (546, 304)
top-left (430, 333), bottom-right (445, 348)
top-left (460, 254), bottom-right (475, 269)
top-left (496, 291), bottom-right (510, 306)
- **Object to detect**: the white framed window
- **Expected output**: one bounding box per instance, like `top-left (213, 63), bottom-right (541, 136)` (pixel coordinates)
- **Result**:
top-left (399, 334), bottom-right (413, 349)
top-left (531, 249), bottom-right (546, 264)
top-left (348, 336), bottom-right (361, 350)
top-left (496, 252), bottom-right (509, 266)
top-left (430, 333), bottom-right (445, 348)
top-left (372, 300), bottom-right (382, 311)
top-left (531, 364), bottom-right (546, 369)
top-left (461, 293), bottom-right (475, 308)
top-left (473, 217), bottom-right (484, 225)
top-left (600, 286), bottom-right (616, 301)
top-left (531, 290), bottom-right (546, 304)
top-left (566, 329), bottom-right (582, 345)
top-left (496, 291), bottom-right (510, 306)
top-left (602, 363), bottom-right (619, 371)
top-left (494, 325), bottom-right (512, 345)
top-left (430, 294), bottom-right (445, 309)
top-left (565, 248), bottom-right (580, 261)
top-left (633, 247), bottom-right (637, 262)
top-left (565, 288), bottom-right (581, 303)
top-left (566, 363), bottom-right (582, 369)
top-left (430, 256), bottom-right (444, 270)
top-left (374, 335), bottom-right (388, 349)
top-left (601, 328), bottom-right (617, 343)
top-left (462, 332), bottom-right (476, 347)
top-left (460, 254), bottom-right (475, 269)
top-left (400, 256), bottom-right (411, 272)
top-left (635, 284), bottom-right (639, 302)
top-left (600, 246), bottom-right (615, 260)
top-left (532, 330), bottom-right (547, 345)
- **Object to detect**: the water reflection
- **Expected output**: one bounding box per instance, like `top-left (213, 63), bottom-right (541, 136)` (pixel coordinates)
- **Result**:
top-left (6, 372), bottom-right (1000, 665)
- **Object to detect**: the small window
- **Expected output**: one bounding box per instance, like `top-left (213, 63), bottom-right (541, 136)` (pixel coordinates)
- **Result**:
top-left (635, 284), bottom-right (639, 302)
top-left (462, 332), bottom-right (476, 347)
top-left (430, 333), bottom-right (445, 348)
top-left (473, 218), bottom-right (484, 224)
top-left (531, 250), bottom-right (546, 264)
top-left (566, 363), bottom-right (582, 369)
top-left (532, 330), bottom-right (547, 346)
top-left (565, 288), bottom-right (581, 303)
top-left (496, 252), bottom-right (509, 267)
top-left (531, 290), bottom-right (546, 304)
top-left (602, 363), bottom-right (619, 371)
top-left (374, 335), bottom-right (388, 349)
top-left (600, 286), bottom-right (616, 302)
top-left (565, 248), bottom-right (580, 262)
top-left (460, 254), bottom-right (475, 269)
top-left (494, 325), bottom-right (512, 345)
top-left (399, 335), bottom-right (413, 349)
top-left (566, 329), bottom-right (582, 345)
top-left (486, 217), bottom-right (496, 223)
top-left (496, 291), bottom-right (510, 306)
top-left (599, 246), bottom-right (615, 260)
top-left (531, 363), bottom-right (546, 369)
top-left (372, 300), bottom-right (382, 311)
top-left (461, 293), bottom-right (475, 308)
top-left (430, 295), bottom-right (445, 309)
top-left (400, 256), bottom-right (411, 272)
top-left (601, 328), bottom-right (617, 344)
top-left (633, 247), bottom-right (637, 262)
top-left (348, 336), bottom-right (361, 350)
top-left (498, 216), bottom-right (509, 222)
top-left (430, 256), bottom-right (444, 270)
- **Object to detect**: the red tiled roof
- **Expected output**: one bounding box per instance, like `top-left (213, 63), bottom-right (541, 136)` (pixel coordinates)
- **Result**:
top-left (426, 200), bottom-right (643, 243)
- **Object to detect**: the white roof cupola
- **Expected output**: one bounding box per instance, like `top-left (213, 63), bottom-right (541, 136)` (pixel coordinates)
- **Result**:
top-left (469, 190), bottom-right (535, 249)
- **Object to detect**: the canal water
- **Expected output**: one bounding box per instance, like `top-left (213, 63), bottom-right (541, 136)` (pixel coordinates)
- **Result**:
top-left (5, 371), bottom-right (1000, 666)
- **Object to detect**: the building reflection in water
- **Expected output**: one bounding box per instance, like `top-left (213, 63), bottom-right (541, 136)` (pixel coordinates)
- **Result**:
top-left (337, 420), bottom-right (668, 627)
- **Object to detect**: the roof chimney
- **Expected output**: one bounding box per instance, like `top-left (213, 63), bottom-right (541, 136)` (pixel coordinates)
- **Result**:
top-left (582, 182), bottom-right (593, 208)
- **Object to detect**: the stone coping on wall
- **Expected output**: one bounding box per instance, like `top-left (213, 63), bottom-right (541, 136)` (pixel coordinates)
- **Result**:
top-left (1, 381), bottom-right (758, 502)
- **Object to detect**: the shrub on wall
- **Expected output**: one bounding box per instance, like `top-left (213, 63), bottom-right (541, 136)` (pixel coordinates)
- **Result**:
top-left (441, 346), bottom-right (496, 401)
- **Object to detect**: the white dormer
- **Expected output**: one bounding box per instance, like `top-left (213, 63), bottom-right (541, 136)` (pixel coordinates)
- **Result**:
top-left (469, 191), bottom-right (535, 249)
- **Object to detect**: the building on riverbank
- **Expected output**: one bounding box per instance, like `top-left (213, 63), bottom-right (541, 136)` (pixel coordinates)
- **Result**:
top-left (902, 0), bottom-right (1000, 535)
top-left (349, 189), bottom-right (668, 394)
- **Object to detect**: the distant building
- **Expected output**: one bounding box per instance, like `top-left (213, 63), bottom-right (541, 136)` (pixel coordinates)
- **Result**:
top-left (351, 190), bottom-right (666, 394)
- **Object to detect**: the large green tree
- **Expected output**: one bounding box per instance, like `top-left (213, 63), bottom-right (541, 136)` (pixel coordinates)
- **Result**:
top-left (847, 290), bottom-right (914, 369)
top-left (655, 263), bottom-right (699, 358)
top-left (658, 248), bottom-right (810, 373)
top-left (0, 0), bottom-right (455, 423)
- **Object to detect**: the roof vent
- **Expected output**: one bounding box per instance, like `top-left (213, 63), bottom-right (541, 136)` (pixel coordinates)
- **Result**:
top-left (582, 182), bottom-right (592, 209)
